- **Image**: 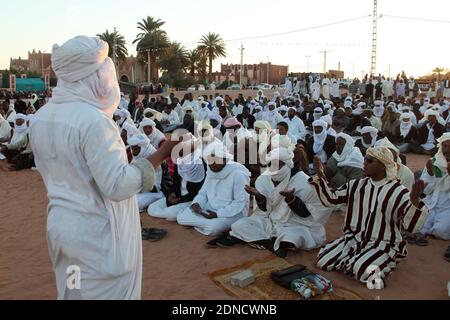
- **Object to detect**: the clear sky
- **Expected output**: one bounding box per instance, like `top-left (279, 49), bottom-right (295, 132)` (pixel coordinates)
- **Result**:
top-left (1, 0), bottom-right (449, 78)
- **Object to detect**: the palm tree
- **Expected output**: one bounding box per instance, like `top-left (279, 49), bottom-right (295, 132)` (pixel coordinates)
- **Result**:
top-left (197, 33), bottom-right (226, 82)
top-left (186, 49), bottom-right (201, 78)
top-left (97, 29), bottom-right (128, 62)
top-left (133, 17), bottom-right (169, 82)
top-left (159, 42), bottom-right (189, 75)
top-left (433, 67), bottom-right (444, 82)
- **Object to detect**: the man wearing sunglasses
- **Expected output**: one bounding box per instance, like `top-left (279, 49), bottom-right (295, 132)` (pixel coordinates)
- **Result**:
top-left (310, 146), bottom-right (428, 286)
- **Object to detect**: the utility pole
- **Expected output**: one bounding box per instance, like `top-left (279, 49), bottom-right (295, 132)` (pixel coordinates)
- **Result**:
top-left (305, 55), bottom-right (311, 73)
top-left (319, 50), bottom-right (331, 75)
top-left (239, 43), bottom-right (245, 88)
top-left (370, 0), bottom-right (378, 76)
top-left (266, 56), bottom-right (270, 83)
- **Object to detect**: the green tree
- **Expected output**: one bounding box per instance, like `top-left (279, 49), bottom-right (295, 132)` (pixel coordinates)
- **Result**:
top-left (133, 17), bottom-right (169, 82)
top-left (97, 29), bottom-right (128, 62)
top-left (197, 33), bottom-right (226, 83)
top-left (159, 42), bottom-right (189, 75)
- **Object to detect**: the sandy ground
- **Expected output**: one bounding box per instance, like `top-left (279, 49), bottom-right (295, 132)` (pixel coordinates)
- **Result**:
top-left (0, 154), bottom-right (449, 300)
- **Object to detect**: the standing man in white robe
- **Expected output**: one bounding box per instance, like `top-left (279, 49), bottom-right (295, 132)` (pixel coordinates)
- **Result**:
top-left (28, 36), bottom-right (179, 300)
top-left (311, 80), bottom-right (321, 101)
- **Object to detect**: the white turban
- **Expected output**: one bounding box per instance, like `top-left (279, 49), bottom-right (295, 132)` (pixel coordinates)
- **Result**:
top-left (50, 36), bottom-right (120, 118)
top-left (277, 105), bottom-right (289, 113)
top-left (254, 120), bottom-right (272, 131)
top-left (202, 140), bottom-right (233, 161)
top-left (375, 137), bottom-right (400, 156)
top-left (366, 146), bottom-right (398, 181)
top-left (144, 108), bottom-right (163, 121)
top-left (333, 133), bottom-right (364, 169)
top-left (312, 119), bottom-right (328, 154)
top-left (128, 134), bottom-right (156, 159)
top-left (175, 133), bottom-right (205, 183)
top-left (360, 126), bottom-right (379, 147)
top-left (266, 147), bottom-right (294, 169)
top-left (434, 133), bottom-right (450, 192)
top-left (139, 118), bottom-right (156, 130)
top-left (14, 113), bottom-right (28, 134)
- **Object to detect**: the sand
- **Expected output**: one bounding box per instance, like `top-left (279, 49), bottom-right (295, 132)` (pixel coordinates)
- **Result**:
top-left (0, 154), bottom-right (449, 300)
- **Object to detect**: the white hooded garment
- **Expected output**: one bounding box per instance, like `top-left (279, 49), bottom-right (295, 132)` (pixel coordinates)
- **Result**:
top-left (29, 36), bottom-right (156, 300)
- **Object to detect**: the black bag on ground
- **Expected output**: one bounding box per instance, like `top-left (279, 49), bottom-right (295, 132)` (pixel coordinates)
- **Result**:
top-left (271, 265), bottom-right (308, 289)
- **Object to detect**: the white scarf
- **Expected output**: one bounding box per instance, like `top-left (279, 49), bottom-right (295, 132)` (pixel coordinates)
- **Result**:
top-left (400, 114), bottom-right (413, 138)
top-left (373, 106), bottom-right (385, 118)
top-left (332, 133), bottom-right (364, 169)
top-left (312, 120), bottom-right (328, 154)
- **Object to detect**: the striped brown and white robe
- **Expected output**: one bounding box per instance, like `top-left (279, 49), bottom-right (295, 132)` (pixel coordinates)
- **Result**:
top-left (309, 176), bottom-right (428, 283)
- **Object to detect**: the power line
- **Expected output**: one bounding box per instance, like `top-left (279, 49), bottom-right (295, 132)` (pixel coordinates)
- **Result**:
top-left (224, 15), bottom-right (372, 42)
top-left (380, 14), bottom-right (450, 24)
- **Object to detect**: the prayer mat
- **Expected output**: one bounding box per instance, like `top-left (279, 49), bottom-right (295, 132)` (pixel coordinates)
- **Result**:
top-left (209, 256), bottom-right (363, 300)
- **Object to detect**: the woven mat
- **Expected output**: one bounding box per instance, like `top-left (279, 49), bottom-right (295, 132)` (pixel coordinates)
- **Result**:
top-left (209, 256), bottom-right (363, 300)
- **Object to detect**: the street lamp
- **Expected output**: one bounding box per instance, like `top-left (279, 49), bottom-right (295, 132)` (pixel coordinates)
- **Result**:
top-left (305, 55), bottom-right (311, 73)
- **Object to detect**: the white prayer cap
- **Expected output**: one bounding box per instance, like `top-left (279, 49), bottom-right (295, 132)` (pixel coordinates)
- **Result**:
top-left (52, 36), bottom-right (109, 82)
top-left (215, 96), bottom-right (225, 103)
top-left (254, 120), bottom-right (272, 131)
top-left (360, 126), bottom-right (378, 135)
top-left (197, 96), bottom-right (205, 101)
top-left (266, 147), bottom-right (294, 169)
top-left (267, 101), bottom-right (277, 108)
top-left (374, 137), bottom-right (400, 156)
top-left (321, 115), bottom-right (333, 126)
top-left (114, 108), bottom-right (127, 119)
top-left (366, 146), bottom-right (397, 181)
top-left (288, 107), bottom-right (297, 113)
top-left (184, 106), bottom-right (194, 113)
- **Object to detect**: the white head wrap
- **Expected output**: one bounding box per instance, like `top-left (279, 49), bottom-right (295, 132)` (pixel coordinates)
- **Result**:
top-left (433, 133), bottom-right (450, 192)
top-left (312, 119), bottom-right (328, 154)
top-left (13, 113), bottom-right (28, 134)
top-left (264, 147), bottom-right (294, 182)
top-left (360, 126), bottom-right (378, 147)
top-left (50, 36), bottom-right (120, 118)
top-left (128, 134), bottom-right (157, 159)
top-left (333, 133), bottom-right (364, 168)
top-left (400, 113), bottom-right (413, 138)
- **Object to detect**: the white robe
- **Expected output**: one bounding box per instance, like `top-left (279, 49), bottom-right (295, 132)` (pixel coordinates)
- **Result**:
top-left (177, 161), bottom-right (250, 236)
top-left (311, 82), bottom-right (321, 101)
top-left (420, 170), bottom-right (450, 240)
top-left (230, 172), bottom-right (331, 251)
top-left (285, 116), bottom-right (306, 141)
top-left (322, 78), bottom-right (331, 100)
top-left (331, 81), bottom-right (340, 98)
top-left (0, 117), bottom-right (12, 142)
top-left (29, 102), bottom-right (156, 300)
